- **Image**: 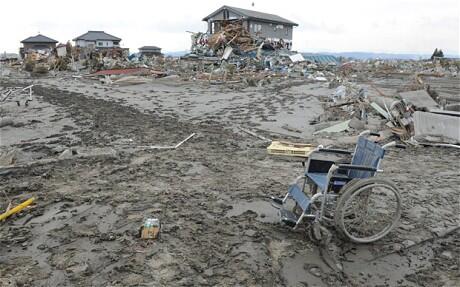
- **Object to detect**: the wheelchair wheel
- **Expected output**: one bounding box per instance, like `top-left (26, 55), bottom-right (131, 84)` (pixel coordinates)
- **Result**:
top-left (334, 178), bottom-right (402, 243)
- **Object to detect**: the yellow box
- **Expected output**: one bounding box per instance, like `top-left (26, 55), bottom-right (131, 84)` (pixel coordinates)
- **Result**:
top-left (267, 141), bottom-right (315, 158)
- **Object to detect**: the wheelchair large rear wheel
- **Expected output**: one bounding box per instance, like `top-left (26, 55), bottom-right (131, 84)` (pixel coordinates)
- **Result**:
top-left (335, 178), bottom-right (402, 243)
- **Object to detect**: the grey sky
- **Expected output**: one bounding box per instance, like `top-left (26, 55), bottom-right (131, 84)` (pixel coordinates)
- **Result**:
top-left (2, 0), bottom-right (459, 55)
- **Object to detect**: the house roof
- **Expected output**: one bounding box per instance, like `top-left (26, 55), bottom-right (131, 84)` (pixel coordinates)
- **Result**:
top-left (73, 31), bottom-right (121, 41)
top-left (21, 34), bottom-right (58, 44)
top-left (203, 5), bottom-right (298, 26)
top-left (139, 46), bottom-right (161, 50)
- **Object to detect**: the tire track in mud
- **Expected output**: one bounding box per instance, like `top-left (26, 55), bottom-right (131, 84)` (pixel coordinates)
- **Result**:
top-left (34, 85), bottom-right (191, 147)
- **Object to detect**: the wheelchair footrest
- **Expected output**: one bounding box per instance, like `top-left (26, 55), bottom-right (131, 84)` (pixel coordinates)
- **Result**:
top-left (279, 208), bottom-right (298, 228)
top-left (271, 196), bottom-right (284, 206)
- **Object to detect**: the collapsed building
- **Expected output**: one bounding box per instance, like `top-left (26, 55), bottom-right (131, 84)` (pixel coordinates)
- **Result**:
top-left (19, 34), bottom-right (58, 59)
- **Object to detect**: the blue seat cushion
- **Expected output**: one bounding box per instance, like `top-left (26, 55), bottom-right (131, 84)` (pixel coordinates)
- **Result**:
top-left (306, 172), bottom-right (349, 192)
top-left (306, 172), bottom-right (328, 191)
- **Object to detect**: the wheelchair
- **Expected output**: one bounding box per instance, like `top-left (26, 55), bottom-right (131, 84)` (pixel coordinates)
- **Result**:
top-left (271, 131), bottom-right (403, 243)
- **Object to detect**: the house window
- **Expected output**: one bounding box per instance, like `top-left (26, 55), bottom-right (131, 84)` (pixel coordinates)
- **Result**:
top-left (285, 27), bottom-right (289, 36)
top-left (253, 24), bottom-right (262, 33)
top-left (97, 42), bottom-right (103, 46)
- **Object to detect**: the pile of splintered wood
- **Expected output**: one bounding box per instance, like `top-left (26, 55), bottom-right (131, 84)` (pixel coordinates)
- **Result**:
top-left (208, 20), bottom-right (258, 52)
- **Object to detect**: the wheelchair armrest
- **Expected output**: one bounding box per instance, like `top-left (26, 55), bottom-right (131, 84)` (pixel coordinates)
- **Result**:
top-left (330, 172), bottom-right (350, 180)
top-left (307, 159), bottom-right (336, 174)
top-left (337, 164), bottom-right (377, 172)
top-left (316, 148), bottom-right (352, 155)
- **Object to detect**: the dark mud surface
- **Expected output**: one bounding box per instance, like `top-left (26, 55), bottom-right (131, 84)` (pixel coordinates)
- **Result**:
top-left (1, 78), bottom-right (459, 286)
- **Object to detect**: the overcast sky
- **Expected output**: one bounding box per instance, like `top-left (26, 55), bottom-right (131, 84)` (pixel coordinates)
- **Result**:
top-left (1, 0), bottom-right (459, 55)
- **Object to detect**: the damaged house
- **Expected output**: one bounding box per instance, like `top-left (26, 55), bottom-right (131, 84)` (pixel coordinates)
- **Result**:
top-left (73, 31), bottom-right (122, 50)
top-left (203, 5), bottom-right (298, 50)
top-left (20, 34), bottom-right (58, 58)
top-left (138, 46), bottom-right (162, 57)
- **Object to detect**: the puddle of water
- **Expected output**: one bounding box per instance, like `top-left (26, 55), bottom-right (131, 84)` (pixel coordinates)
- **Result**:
top-left (231, 241), bottom-right (269, 268)
top-left (226, 200), bottom-right (279, 223)
top-left (281, 248), bottom-right (329, 287)
top-left (281, 237), bottom-right (436, 287)
top-left (342, 244), bottom-right (433, 286)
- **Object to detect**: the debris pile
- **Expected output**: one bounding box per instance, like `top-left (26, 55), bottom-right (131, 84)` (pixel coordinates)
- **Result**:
top-left (191, 19), bottom-right (260, 57)
top-left (2, 33), bottom-right (459, 92)
top-left (208, 20), bottom-right (258, 53)
top-left (313, 68), bottom-right (460, 148)
top-left (0, 85), bottom-right (33, 106)
top-left (339, 58), bottom-right (459, 78)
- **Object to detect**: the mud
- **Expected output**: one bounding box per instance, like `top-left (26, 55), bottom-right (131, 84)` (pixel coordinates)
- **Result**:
top-left (0, 73), bottom-right (459, 286)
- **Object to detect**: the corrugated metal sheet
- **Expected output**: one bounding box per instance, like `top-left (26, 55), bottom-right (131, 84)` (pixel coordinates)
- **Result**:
top-left (302, 54), bottom-right (340, 64)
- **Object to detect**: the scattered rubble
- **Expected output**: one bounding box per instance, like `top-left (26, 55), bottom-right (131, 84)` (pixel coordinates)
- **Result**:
top-left (1, 85), bottom-right (33, 106)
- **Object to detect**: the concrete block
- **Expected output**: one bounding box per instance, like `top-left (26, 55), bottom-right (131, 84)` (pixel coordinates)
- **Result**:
top-left (399, 90), bottom-right (439, 110)
top-left (414, 111), bottom-right (460, 144)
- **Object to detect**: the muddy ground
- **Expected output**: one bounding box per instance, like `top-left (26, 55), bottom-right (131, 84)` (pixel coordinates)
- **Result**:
top-left (0, 70), bottom-right (459, 287)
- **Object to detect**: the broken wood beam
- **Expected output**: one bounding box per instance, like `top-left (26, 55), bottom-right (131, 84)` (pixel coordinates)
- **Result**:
top-left (238, 127), bottom-right (271, 142)
top-left (138, 133), bottom-right (196, 150)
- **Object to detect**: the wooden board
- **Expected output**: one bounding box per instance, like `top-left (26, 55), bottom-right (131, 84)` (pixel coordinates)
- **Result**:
top-left (267, 141), bottom-right (315, 158)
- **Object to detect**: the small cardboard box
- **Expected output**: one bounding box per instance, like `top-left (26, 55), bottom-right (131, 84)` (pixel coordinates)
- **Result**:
top-left (141, 226), bottom-right (160, 239)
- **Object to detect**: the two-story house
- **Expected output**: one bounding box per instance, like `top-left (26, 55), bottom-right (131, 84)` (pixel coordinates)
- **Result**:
top-left (203, 6), bottom-right (298, 49)
top-left (138, 46), bottom-right (162, 57)
top-left (73, 31), bottom-right (121, 49)
top-left (20, 34), bottom-right (58, 58)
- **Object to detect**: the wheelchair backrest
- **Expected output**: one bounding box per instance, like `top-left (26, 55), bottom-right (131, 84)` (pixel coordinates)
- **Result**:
top-left (350, 137), bottom-right (385, 178)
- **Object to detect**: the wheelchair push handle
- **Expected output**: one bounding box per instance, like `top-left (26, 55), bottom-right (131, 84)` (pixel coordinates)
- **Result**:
top-left (382, 141), bottom-right (407, 150)
top-left (359, 130), bottom-right (381, 137)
